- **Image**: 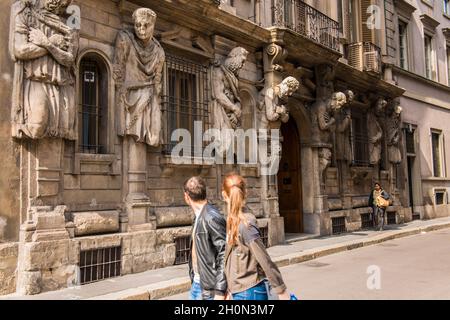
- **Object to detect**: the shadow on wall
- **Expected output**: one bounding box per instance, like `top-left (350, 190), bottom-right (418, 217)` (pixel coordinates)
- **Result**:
top-left (0, 216), bottom-right (6, 242)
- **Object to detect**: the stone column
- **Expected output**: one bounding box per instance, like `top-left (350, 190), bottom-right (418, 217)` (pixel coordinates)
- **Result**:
top-left (124, 137), bottom-right (154, 232)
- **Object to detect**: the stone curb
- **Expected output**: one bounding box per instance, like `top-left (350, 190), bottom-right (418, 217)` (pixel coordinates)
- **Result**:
top-left (86, 221), bottom-right (450, 300)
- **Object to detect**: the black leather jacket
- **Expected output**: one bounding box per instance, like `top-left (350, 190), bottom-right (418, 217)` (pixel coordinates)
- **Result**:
top-left (188, 203), bottom-right (227, 297)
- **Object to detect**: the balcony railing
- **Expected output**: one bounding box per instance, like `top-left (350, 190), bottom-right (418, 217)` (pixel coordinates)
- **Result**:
top-left (346, 42), bottom-right (382, 74)
top-left (272, 0), bottom-right (340, 52)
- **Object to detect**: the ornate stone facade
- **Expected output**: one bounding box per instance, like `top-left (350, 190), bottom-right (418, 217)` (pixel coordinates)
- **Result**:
top-left (0, 0), bottom-right (412, 296)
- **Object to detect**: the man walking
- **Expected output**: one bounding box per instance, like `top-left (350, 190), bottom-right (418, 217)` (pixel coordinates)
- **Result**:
top-left (183, 176), bottom-right (227, 300)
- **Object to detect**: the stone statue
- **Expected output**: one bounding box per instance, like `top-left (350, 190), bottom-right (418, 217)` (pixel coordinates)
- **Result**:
top-left (212, 47), bottom-right (249, 131)
top-left (9, 0), bottom-right (79, 140)
top-left (258, 76), bottom-right (300, 129)
top-left (114, 7), bottom-right (165, 147)
top-left (367, 98), bottom-right (387, 165)
top-left (335, 90), bottom-right (354, 162)
top-left (386, 102), bottom-right (403, 164)
top-left (311, 91), bottom-right (347, 146)
top-left (319, 148), bottom-right (332, 187)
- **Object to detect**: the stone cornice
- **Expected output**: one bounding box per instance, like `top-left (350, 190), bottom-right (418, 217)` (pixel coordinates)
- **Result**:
top-left (420, 13), bottom-right (440, 33)
top-left (126, 0), bottom-right (271, 48)
top-left (394, 0), bottom-right (417, 18)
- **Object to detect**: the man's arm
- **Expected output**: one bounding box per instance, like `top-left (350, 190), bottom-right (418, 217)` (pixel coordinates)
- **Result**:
top-left (13, 15), bottom-right (47, 60)
top-left (207, 214), bottom-right (227, 298)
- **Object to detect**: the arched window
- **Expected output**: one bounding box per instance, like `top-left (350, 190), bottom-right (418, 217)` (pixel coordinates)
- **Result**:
top-left (79, 54), bottom-right (108, 154)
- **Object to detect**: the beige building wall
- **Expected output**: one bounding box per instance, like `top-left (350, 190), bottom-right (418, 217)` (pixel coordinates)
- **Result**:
top-left (387, 0), bottom-right (450, 218)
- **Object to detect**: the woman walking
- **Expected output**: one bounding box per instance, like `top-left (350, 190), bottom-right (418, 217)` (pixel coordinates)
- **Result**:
top-left (368, 182), bottom-right (391, 231)
top-left (222, 173), bottom-right (291, 300)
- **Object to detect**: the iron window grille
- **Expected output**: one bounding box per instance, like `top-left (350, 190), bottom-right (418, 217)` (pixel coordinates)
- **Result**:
top-left (332, 217), bottom-right (346, 234)
top-left (260, 226), bottom-right (269, 248)
top-left (361, 213), bottom-right (374, 229)
top-left (161, 54), bottom-right (210, 155)
top-left (79, 246), bottom-right (121, 285)
top-left (412, 213), bottom-right (421, 221)
top-left (350, 108), bottom-right (370, 167)
top-left (79, 57), bottom-right (108, 154)
top-left (387, 212), bottom-right (397, 225)
top-left (175, 235), bottom-right (191, 265)
top-left (405, 129), bottom-right (415, 154)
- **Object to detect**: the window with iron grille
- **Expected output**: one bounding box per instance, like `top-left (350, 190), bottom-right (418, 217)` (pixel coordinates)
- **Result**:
top-left (412, 212), bottom-right (421, 220)
top-left (332, 217), bottom-right (346, 234)
top-left (79, 56), bottom-right (108, 154)
top-left (405, 128), bottom-right (415, 154)
top-left (260, 226), bottom-right (269, 248)
top-left (431, 130), bottom-right (444, 178)
top-left (162, 54), bottom-right (210, 155)
top-left (387, 212), bottom-right (397, 225)
top-left (175, 235), bottom-right (191, 265)
top-left (361, 213), bottom-right (374, 229)
top-left (351, 108), bottom-right (370, 167)
top-left (79, 246), bottom-right (121, 285)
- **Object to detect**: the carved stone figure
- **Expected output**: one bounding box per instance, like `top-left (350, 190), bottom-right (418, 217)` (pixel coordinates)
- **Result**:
top-left (367, 98), bottom-right (387, 165)
top-left (319, 148), bottom-right (332, 187)
top-left (311, 92), bottom-right (347, 146)
top-left (258, 76), bottom-right (300, 129)
top-left (335, 90), bottom-right (354, 162)
top-left (386, 102), bottom-right (403, 164)
top-left (114, 7), bottom-right (165, 147)
top-left (10, 0), bottom-right (79, 139)
top-left (212, 47), bottom-right (249, 131)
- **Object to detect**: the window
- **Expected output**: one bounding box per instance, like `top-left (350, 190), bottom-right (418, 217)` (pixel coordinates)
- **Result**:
top-left (447, 46), bottom-right (450, 85)
top-left (162, 54), bottom-right (209, 154)
top-left (424, 34), bottom-right (434, 80)
top-left (444, 0), bottom-right (450, 15)
top-left (351, 108), bottom-right (370, 166)
top-left (79, 55), bottom-right (108, 154)
top-left (398, 20), bottom-right (409, 70)
top-left (431, 130), bottom-right (445, 177)
top-left (435, 190), bottom-right (447, 205)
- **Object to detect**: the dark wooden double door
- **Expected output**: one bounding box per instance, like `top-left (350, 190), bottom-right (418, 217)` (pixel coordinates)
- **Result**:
top-left (277, 118), bottom-right (304, 234)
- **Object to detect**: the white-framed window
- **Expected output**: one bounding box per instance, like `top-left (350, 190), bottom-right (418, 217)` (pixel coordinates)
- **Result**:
top-left (424, 34), bottom-right (436, 80)
top-left (398, 20), bottom-right (409, 70)
top-left (444, 0), bottom-right (450, 15)
top-left (431, 130), bottom-right (446, 178)
top-left (447, 45), bottom-right (450, 85)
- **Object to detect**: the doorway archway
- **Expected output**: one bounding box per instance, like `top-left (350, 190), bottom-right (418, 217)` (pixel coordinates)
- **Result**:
top-left (277, 117), bottom-right (304, 233)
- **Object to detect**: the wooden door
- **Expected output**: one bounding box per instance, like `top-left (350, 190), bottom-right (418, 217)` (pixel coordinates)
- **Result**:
top-left (277, 118), bottom-right (303, 233)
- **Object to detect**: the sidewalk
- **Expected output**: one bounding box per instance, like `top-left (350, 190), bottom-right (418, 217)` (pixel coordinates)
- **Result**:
top-left (3, 216), bottom-right (450, 300)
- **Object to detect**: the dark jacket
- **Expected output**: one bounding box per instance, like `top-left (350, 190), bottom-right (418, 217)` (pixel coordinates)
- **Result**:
top-left (224, 213), bottom-right (287, 295)
top-left (368, 189), bottom-right (390, 208)
top-left (188, 203), bottom-right (227, 297)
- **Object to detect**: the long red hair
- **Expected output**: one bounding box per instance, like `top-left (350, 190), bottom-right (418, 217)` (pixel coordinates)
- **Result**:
top-left (222, 173), bottom-right (248, 246)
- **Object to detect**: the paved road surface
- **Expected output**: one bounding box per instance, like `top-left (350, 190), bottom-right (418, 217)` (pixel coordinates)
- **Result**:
top-left (165, 229), bottom-right (450, 300)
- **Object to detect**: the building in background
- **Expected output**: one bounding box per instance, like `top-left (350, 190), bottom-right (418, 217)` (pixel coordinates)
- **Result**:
top-left (384, 0), bottom-right (450, 219)
top-left (0, 0), bottom-right (446, 297)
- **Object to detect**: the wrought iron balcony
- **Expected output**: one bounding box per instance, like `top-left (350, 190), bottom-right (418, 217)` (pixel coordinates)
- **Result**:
top-left (346, 42), bottom-right (382, 74)
top-left (272, 0), bottom-right (340, 52)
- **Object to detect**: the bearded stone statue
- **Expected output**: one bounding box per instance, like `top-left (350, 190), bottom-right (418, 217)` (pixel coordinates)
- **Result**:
top-left (212, 47), bottom-right (249, 131)
top-left (258, 76), bottom-right (300, 130)
top-left (10, 0), bottom-right (79, 140)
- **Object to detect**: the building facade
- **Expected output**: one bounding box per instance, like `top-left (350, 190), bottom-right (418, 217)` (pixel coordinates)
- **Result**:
top-left (384, 0), bottom-right (450, 220)
top-left (0, 0), bottom-right (443, 296)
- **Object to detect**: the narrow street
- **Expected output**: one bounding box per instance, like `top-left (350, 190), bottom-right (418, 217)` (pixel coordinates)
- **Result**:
top-left (166, 229), bottom-right (450, 300)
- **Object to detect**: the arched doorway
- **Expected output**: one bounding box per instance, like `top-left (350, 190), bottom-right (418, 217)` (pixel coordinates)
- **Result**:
top-left (278, 117), bottom-right (303, 233)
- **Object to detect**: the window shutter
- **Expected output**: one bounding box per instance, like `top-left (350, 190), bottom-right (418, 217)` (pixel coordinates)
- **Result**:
top-left (360, 0), bottom-right (376, 43)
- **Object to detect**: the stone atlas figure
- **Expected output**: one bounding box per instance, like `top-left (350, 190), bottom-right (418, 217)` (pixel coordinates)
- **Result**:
top-left (386, 102), bottom-right (403, 164)
top-left (114, 7), bottom-right (165, 147)
top-left (10, 0), bottom-right (79, 140)
top-left (335, 90), bottom-right (354, 162)
top-left (368, 98), bottom-right (387, 165)
top-left (258, 76), bottom-right (300, 129)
